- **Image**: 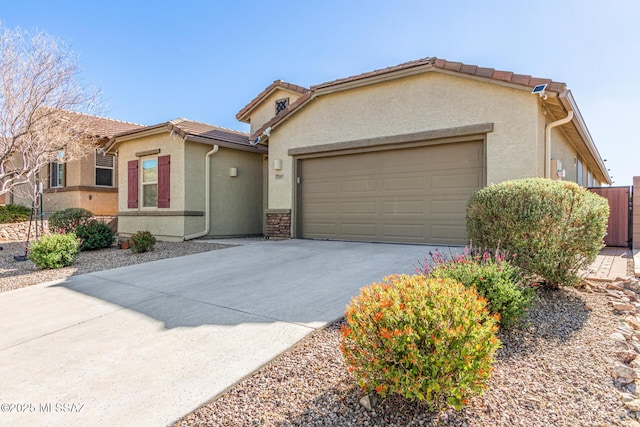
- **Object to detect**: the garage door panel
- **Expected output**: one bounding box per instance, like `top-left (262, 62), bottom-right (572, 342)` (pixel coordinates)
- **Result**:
top-left (340, 223), bottom-right (378, 238)
top-left (383, 200), bottom-right (425, 214)
top-left (300, 140), bottom-right (484, 244)
top-left (341, 201), bottom-right (377, 214)
top-left (382, 176), bottom-right (425, 191)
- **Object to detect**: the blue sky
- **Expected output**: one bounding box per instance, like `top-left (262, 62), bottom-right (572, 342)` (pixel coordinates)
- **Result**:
top-left (2, 0), bottom-right (639, 185)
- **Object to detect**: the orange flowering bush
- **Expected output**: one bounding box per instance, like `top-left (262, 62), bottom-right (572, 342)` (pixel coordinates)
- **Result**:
top-left (341, 275), bottom-right (501, 411)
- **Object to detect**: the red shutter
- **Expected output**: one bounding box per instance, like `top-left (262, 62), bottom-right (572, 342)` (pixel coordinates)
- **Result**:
top-left (127, 160), bottom-right (138, 208)
top-left (158, 155), bottom-right (170, 208)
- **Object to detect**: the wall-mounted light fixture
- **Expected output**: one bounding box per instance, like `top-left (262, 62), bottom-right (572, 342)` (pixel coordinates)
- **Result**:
top-left (273, 159), bottom-right (283, 170)
top-left (229, 167), bottom-right (238, 177)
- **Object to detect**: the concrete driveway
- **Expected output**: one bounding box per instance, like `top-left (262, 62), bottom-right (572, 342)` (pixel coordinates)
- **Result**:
top-left (0, 239), bottom-right (440, 426)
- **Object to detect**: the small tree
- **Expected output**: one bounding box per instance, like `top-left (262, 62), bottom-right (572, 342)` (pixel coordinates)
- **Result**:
top-left (0, 23), bottom-right (101, 198)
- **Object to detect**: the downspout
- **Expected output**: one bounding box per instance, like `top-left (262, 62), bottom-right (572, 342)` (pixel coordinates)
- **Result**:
top-left (184, 145), bottom-right (219, 240)
top-left (545, 109), bottom-right (574, 178)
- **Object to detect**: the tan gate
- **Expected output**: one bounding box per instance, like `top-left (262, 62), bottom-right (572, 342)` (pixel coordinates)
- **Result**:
top-left (588, 186), bottom-right (632, 247)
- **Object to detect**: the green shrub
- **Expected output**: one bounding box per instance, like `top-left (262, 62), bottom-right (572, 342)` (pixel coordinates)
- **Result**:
top-left (130, 230), bottom-right (156, 253)
top-left (419, 248), bottom-right (536, 328)
top-left (341, 275), bottom-right (501, 411)
top-left (28, 233), bottom-right (80, 269)
top-left (75, 220), bottom-right (115, 251)
top-left (48, 208), bottom-right (93, 234)
top-left (0, 204), bottom-right (32, 223)
top-left (466, 178), bottom-right (609, 287)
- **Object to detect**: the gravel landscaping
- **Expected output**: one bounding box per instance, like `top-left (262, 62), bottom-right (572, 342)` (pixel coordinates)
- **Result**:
top-left (174, 282), bottom-right (639, 427)
top-left (0, 240), bottom-right (233, 293)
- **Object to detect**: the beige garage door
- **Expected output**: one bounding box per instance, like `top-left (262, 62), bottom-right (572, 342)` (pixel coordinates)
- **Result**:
top-left (298, 140), bottom-right (484, 245)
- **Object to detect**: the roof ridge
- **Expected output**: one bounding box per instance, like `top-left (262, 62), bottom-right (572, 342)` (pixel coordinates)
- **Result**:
top-left (171, 118), bottom-right (249, 136)
top-left (61, 109), bottom-right (145, 127)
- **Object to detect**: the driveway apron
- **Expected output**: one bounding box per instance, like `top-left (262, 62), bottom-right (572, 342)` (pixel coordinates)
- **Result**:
top-left (0, 239), bottom-right (439, 426)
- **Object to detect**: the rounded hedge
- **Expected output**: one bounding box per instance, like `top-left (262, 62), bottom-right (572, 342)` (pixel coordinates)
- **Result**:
top-left (75, 220), bottom-right (115, 251)
top-left (48, 208), bottom-right (93, 234)
top-left (466, 178), bottom-right (609, 286)
top-left (28, 233), bottom-right (80, 269)
top-left (341, 275), bottom-right (501, 410)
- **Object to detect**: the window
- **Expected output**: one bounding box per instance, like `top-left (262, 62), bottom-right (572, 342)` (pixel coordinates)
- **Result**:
top-left (95, 150), bottom-right (115, 186)
top-left (142, 158), bottom-right (158, 207)
top-left (275, 98), bottom-right (289, 115)
top-left (50, 150), bottom-right (65, 188)
top-left (127, 155), bottom-right (169, 209)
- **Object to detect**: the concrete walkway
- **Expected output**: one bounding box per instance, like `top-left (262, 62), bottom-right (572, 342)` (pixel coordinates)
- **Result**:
top-left (0, 239), bottom-right (437, 427)
top-left (584, 247), bottom-right (632, 281)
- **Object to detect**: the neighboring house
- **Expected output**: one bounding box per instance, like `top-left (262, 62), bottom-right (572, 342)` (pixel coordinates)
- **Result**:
top-left (104, 118), bottom-right (265, 241)
top-left (238, 57), bottom-right (611, 245)
top-left (10, 112), bottom-right (143, 216)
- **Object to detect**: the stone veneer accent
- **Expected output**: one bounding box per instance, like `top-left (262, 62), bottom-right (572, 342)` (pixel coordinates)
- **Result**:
top-left (265, 209), bottom-right (291, 239)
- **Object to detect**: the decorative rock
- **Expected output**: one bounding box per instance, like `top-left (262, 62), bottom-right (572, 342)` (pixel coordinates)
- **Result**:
top-left (617, 350), bottom-right (638, 363)
top-left (618, 324), bottom-right (636, 340)
top-left (630, 341), bottom-right (640, 354)
top-left (609, 282), bottom-right (626, 291)
top-left (626, 399), bottom-right (640, 412)
top-left (359, 394), bottom-right (378, 410)
top-left (628, 317), bottom-right (640, 330)
top-left (613, 302), bottom-right (636, 312)
top-left (621, 392), bottom-right (637, 403)
top-left (613, 365), bottom-right (638, 384)
top-left (625, 382), bottom-right (639, 395)
top-left (612, 332), bottom-right (629, 343)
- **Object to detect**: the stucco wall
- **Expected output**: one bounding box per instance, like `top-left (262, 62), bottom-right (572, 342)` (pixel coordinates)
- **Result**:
top-left (208, 147), bottom-right (263, 236)
top-left (550, 126), bottom-right (578, 183)
top-left (116, 132), bottom-right (187, 240)
top-left (42, 189), bottom-right (118, 216)
top-left (634, 177), bottom-right (640, 250)
top-left (267, 71), bottom-right (541, 210)
top-left (249, 89), bottom-right (305, 135)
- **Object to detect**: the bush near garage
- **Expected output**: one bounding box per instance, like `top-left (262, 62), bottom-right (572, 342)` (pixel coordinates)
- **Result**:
top-left (28, 233), bottom-right (80, 269)
top-left (340, 274), bottom-right (501, 411)
top-left (75, 220), bottom-right (115, 251)
top-left (48, 208), bottom-right (93, 234)
top-left (466, 178), bottom-right (609, 287)
top-left (130, 230), bottom-right (156, 253)
top-left (419, 247), bottom-right (536, 329)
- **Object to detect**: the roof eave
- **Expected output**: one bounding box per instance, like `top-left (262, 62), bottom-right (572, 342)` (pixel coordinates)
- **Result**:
top-left (184, 134), bottom-right (267, 154)
top-left (558, 91), bottom-right (612, 185)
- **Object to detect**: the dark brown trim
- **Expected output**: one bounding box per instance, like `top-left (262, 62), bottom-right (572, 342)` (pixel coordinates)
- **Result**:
top-left (184, 135), bottom-right (267, 154)
top-left (288, 123), bottom-right (494, 157)
top-left (117, 210), bottom-right (204, 217)
top-left (44, 186), bottom-right (117, 194)
top-left (135, 149), bottom-right (161, 157)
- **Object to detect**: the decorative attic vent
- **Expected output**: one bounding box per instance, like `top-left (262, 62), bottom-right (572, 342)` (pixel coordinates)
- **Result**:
top-left (275, 98), bottom-right (289, 116)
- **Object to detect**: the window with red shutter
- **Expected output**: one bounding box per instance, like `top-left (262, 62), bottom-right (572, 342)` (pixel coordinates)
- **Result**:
top-left (157, 155), bottom-right (170, 208)
top-left (127, 160), bottom-right (139, 208)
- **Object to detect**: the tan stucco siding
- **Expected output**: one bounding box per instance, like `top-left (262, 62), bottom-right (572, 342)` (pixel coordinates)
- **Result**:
top-left (208, 148), bottom-right (263, 236)
top-left (115, 132), bottom-right (187, 240)
top-left (183, 142), bottom-right (209, 236)
top-left (116, 133), bottom-right (186, 213)
top-left (550, 126), bottom-right (578, 183)
top-left (42, 189), bottom-right (117, 216)
top-left (268, 71), bottom-right (540, 209)
top-left (117, 215), bottom-right (185, 242)
top-left (249, 89), bottom-right (305, 135)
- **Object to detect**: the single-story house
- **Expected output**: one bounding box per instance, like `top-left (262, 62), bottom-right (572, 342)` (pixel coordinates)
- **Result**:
top-left (238, 57), bottom-right (611, 245)
top-left (104, 118), bottom-right (266, 241)
top-left (9, 112), bottom-right (143, 216)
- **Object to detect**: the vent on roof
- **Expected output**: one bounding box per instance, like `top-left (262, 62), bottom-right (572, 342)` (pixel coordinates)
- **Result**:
top-left (275, 98), bottom-right (289, 116)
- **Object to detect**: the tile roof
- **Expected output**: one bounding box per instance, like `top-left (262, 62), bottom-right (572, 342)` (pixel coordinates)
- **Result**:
top-left (252, 57), bottom-right (569, 139)
top-left (58, 110), bottom-right (144, 140)
top-left (236, 80), bottom-right (309, 121)
top-left (312, 57), bottom-right (567, 93)
top-left (167, 118), bottom-right (251, 146)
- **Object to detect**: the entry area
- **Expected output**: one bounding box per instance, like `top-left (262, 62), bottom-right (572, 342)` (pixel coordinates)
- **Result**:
top-left (297, 140), bottom-right (485, 245)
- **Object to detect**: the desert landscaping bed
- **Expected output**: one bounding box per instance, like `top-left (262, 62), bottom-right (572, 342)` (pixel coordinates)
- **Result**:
top-left (174, 283), bottom-right (639, 427)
